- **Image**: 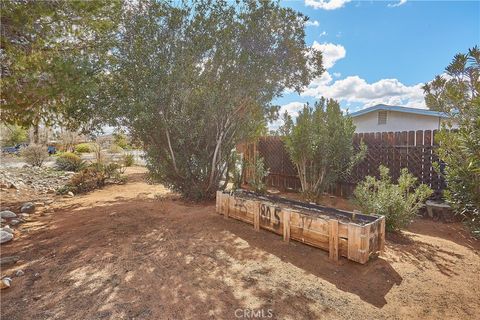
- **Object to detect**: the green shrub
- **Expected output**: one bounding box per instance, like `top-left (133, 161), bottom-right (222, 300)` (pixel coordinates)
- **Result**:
top-left (247, 157), bottom-right (269, 194)
top-left (55, 152), bottom-right (85, 172)
top-left (354, 166), bottom-right (433, 232)
top-left (109, 144), bottom-right (123, 154)
top-left (113, 133), bottom-right (130, 149)
top-left (75, 143), bottom-right (91, 153)
top-left (123, 153), bottom-right (135, 167)
top-left (423, 47), bottom-right (480, 237)
top-left (21, 144), bottom-right (48, 167)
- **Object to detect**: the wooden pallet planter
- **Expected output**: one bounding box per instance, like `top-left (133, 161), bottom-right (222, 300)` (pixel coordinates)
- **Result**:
top-left (216, 190), bottom-right (385, 264)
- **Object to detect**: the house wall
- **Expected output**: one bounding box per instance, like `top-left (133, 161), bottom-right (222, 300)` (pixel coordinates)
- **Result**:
top-left (352, 110), bottom-right (458, 133)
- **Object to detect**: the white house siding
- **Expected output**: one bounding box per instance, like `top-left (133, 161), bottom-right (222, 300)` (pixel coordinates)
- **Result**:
top-left (352, 110), bottom-right (457, 133)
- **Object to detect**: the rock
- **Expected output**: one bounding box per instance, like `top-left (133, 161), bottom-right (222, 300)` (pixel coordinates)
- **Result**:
top-left (0, 256), bottom-right (20, 266)
top-left (19, 213), bottom-right (30, 219)
top-left (1, 277), bottom-right (12, 290)
top-left (15, 270), bottom-right (25, 277)
top-left (67, 191), bottom-right (74, 197)
top-left (0, 210), bottom-right (16, 219)
top-left (10, 219), bottom-right (20, 226)
top-left (21, 202), bottom-right (35, 214)
top-left (0, 230), bottom-right (13, 244)
top-left (1, 226), bottom-right (14, 234)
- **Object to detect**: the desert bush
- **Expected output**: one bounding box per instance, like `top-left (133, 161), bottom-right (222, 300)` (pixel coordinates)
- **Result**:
top-left (123, 153), bottom-right (135, 167)
top-left (21, 144), bottom-right (48, 167)
top-left (109, 144), bottom-right (123, 154)
top-left (354, 165), bottom-right (433, 232)
top-left (55, 152), bottom-right (85, 172)
top-left (247, 157), bottom-right (269, 194)
top-left (65, 166), bottom-right (106, 193)
top-left (75, 143), bottom-right (91, 153)
top-left (61, 162), bottom-right (125, 194)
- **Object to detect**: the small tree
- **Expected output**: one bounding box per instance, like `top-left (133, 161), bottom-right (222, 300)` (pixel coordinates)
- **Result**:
top-left (354, 166), bottom-right (433, 231)
top-left (247, 157), bottom-right (269, 194)
top-left (423, 46), bottom-right (480, 235)
top-left (283, 98), bottom-right (364, 200)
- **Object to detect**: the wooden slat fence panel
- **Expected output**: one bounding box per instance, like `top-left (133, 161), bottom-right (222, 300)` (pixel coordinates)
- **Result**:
top-left (241, 130), bottom-right (446, 200)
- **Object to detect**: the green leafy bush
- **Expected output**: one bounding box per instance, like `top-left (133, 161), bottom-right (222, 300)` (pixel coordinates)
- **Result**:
top-left (75, 143), bottom-right (91, 153)
top-left (55, 152), bottom-right (85, 172)
top-left (123, 153), bottom-right (135, 167)
top-left (423, 46), bottom-right (480, 237)
top-left (354, 166), bottom-right (433, 232)
top-left (21, 144), bottom-right (48, 167)
top-left (113, 133), bottom-right (130, 150)
top-left (109, 144), bottom-right (124, 154)
top-left (247, 157), bottom-right (269, 194)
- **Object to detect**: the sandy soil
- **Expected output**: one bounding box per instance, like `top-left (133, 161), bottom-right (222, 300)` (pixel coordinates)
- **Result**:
top-left (1, 167), bottom-right (479, 320)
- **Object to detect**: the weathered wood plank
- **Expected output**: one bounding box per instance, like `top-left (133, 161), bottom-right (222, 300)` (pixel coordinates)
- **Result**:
top-left (283, 211), bottom-right (291, 242)
top-left (329, 220), bottom-right (339, 262)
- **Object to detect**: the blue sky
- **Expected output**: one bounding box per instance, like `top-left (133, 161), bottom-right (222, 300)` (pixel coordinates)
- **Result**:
top-left (273, 0), bottom-right (480, 124)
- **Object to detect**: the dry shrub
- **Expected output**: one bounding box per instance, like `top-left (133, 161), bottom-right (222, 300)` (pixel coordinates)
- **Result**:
top-left (21, 144), bottom-right (48, 167)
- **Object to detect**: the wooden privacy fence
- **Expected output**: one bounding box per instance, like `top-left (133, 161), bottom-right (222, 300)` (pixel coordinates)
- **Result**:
top-left (217, 190), bottom-right (385, 264)
top-left (239, 130), bottom-right (445, 199)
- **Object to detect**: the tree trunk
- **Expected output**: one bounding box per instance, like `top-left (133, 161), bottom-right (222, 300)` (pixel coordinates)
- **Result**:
top-left (33, 122), bottom-right (40, 144)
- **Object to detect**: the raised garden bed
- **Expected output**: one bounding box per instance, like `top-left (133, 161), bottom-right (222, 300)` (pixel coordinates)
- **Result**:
top-left (216, 190), bottom-right (385, 264)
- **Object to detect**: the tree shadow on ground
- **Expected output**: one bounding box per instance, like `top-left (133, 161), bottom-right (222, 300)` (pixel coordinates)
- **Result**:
top-left (215, 216), bottom-right (402, 308)
top-left (386, 231), bottom-right (465, 277)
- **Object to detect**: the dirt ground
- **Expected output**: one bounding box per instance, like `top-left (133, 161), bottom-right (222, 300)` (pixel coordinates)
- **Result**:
top-left (1, 167), bottom-right (479, 320)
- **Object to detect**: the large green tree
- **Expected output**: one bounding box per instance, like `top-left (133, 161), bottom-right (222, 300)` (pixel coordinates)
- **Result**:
top-left (103, 0), bottom-right (323, 200)
top-left (423, 46), bottom-right (480, 235)
top-left (283, 98), bottom-right (364, 200)
top-left (0, 0), bottom-right (121, 140)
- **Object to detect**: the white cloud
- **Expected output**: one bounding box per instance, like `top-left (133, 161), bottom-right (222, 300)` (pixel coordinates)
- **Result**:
top-left (306, 20), bottom-right (320, 27)
top-left (312, 41), bottom-right (346, 69)
top-left (319, 31), bottom-right (327, 37)
top-left (305, 0), bottom-right (351, 10)
top-left (302, 73), bottom-right (426, 109)
top-left (279, 101), bottom-right (305, 118)
top-left (304, 41), bottom-right (425, 109)
top-left (388, 0), bottom-right (407, 8)
top-left (270, 101), bottom-right (306, 130)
